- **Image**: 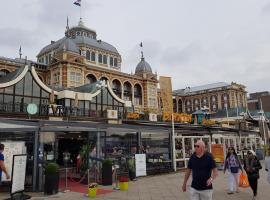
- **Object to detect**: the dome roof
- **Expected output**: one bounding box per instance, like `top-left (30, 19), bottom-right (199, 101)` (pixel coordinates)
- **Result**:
top-left (135, 57), bottom-right (152, 74)
top-left (57, 37), bottom-right (80, 54)
top-left (37, 19), bottom-right (119, 56)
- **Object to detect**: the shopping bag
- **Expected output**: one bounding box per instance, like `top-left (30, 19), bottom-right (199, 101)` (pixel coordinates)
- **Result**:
top-left (239, 172), bottom-right (249, 188)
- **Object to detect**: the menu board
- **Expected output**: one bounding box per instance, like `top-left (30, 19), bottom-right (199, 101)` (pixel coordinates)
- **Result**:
top-left (135, 154), bottom-right (147, 177)
top-left (1, 142), bottom-right (26, 181)
top-left (211, 144), bottom-right (225, 163)
top-left (11, 155), bottom-right (27, 194)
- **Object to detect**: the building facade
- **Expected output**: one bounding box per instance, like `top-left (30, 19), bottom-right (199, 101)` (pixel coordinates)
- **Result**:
top-left (0, 19), bottom-right (158, 115)
top-left (170, 82), bottom-right (247, 114)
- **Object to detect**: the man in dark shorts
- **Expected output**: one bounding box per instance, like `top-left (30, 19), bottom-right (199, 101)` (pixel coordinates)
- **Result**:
top-left (182, 140), bottom-right (218, 200)
top-left (0, 143), bottom-right (10, 184)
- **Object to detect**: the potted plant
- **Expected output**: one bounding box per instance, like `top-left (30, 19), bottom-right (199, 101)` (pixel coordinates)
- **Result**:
top-left (119, 176), bottom-right (129, 191)
top-left (44, 162), bottom-right (59, 195)
top-left (102, 159), bottom-right (113, 185)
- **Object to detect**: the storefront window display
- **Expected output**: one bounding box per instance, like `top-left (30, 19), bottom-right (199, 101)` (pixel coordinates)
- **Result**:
top-left (141, 132), bottom-right (171, 174)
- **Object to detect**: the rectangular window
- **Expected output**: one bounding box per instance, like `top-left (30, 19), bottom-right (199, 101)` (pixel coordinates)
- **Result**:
top-left (76, 73), bottom-right (82, 82)
top-left (70, 72), bottom-right (76, 81)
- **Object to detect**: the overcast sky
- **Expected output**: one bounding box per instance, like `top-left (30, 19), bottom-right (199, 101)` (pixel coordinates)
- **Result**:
top-left (0, 0), bottom-right (270, 93)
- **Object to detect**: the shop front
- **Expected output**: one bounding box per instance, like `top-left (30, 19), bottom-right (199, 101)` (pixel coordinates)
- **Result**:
top-left (173, 127), bottom-right (261, 169)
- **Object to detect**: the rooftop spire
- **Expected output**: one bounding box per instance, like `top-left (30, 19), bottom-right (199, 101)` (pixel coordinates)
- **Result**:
top-left (140, 42), bottom-right (144, 60)
top-left (66, 16), bottom-right (69, 31)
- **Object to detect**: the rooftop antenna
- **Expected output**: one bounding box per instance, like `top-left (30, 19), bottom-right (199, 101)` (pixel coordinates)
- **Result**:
top-left (19, 46), bottom-right (22, 59)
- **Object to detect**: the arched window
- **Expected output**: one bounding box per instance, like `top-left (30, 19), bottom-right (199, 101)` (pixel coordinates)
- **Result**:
top-left (114, 58), bottom-right (118, 67)
top-left (210, 95), bottom-right (218, 112)
top-left (91, 52), bottom-right (96, 61)
top-left (222, 93), bottom-right (230, 109)
top-left (173, 99), bottom-right (177, 112)
top-left (110, 57), bottom-right (114, 66)
top-left (86, 50), bottom-right (90, 60)
top-left (98, 54), bottom-right (102, 63)
top-left (123, 82), bottom-right (132, 101)
top-left (0, 69), bottom-right (10, 78)
top-left (134, 84), bottom-right (142, 105)
top-left (86, 74), bottom-right (97, 84)
top-left (112, 79), bottom-right (122, 98)
top-left (103, 55), bottom-right (107, 64)
top-left (185, 100), bottom-right (192, 113)
top-left (178, 99), bottom-right (183, 113)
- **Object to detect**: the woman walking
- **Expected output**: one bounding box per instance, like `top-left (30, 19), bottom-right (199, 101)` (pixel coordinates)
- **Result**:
top-left (244, 150), bottom-right (262, 200)
top-left (223, 147), bottom-right (243, 194)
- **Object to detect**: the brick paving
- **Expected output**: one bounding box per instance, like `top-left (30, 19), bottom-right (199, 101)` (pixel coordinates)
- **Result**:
top-left (1, 169), bottom-right (269, 200)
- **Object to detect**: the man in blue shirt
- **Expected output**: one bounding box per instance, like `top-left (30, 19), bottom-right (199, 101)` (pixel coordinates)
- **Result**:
top-left (0, 143), bottom-right (10, 184)
top-left (182, 140), bottom-right (218, 200)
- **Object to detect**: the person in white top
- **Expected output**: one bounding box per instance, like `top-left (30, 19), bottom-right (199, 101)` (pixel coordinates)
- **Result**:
top-left (265, 148), bottom-right (270, 184)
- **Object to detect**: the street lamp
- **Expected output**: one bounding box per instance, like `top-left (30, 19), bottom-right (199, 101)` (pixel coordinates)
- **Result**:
top-left (239, 112), bottom-right (246, 150)
top-left (171, 112), bottom-right (176, 172)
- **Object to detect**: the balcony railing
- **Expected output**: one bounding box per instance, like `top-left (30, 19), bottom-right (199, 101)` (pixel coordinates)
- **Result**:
top-left (0, 102), bottom-right (123, 119)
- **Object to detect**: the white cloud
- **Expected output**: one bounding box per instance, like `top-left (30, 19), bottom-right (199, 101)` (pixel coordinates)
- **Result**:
top-left (0, 0), bottom-right (269, 93)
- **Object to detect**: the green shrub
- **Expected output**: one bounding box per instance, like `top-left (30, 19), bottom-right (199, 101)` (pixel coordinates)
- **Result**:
top-left (45, 162), bottom-right (59, 174)
top-left (102, 159), bottom-right (113, 166)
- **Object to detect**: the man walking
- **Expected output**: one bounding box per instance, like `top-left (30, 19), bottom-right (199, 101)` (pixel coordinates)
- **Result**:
top-left (182, 140), bottom-right (218, 200)
top-left (0, 143), bottom-right (10, 184)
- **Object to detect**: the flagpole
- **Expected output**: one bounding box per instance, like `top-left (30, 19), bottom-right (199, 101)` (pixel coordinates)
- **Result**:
top-left (80, 3), bottom-right (82, 19)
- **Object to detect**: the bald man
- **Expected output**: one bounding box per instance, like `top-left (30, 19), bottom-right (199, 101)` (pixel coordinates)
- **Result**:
top-left (182, 140), bottom-right (218, 200)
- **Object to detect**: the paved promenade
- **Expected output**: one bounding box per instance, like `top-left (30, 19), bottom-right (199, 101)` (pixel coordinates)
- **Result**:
top-left (1, 169), bottom-right (269, 200)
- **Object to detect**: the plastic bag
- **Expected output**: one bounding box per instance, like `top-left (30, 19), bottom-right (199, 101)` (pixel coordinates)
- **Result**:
top-left (239, 172), bottom-right (249, 188)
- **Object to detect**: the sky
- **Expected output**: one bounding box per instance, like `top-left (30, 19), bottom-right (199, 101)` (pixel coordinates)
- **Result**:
top-left (0, 0), bottom-right (270, 93)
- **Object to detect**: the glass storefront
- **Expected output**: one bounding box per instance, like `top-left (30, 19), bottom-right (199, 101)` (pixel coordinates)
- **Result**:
top-left (141, 132), bottom-right (172, 175)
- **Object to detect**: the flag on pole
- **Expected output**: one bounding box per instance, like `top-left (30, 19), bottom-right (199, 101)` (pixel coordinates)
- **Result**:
top-left (74, 0), bottom-right (81, 6)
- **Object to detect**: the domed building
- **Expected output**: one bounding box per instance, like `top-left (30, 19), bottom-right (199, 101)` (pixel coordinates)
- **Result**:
top-left (0, 18), bottom-right (159, 116)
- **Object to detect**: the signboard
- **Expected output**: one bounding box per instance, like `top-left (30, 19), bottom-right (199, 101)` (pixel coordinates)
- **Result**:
top-left (1, 142), bottom-right (26, 181)
top-left (159, 76), bottom-right (173, 114)
top-left (11, 154), bottom-right (27, 194)
top-left (135, 154), bottom-right (147, 177)
top-left (149, 113), bottom-right (157, 122)
top-left (27, 103), bottom-right (38, 115)
top-left (211, 144), bottom-right (225, 163)
top-left (107, 110), bottom-right (118, 119)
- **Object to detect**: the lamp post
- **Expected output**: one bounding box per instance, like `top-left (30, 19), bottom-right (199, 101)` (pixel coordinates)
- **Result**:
top-left (258, 110), bottom-right (267, 147)
top-left (239, 112), bottom-right (246, 150)
top-left (172, 112), bottom-right (176, 172)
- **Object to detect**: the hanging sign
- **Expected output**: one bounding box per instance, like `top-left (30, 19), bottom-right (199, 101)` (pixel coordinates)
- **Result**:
top-left (27, 103), bottom-right (38, 115)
